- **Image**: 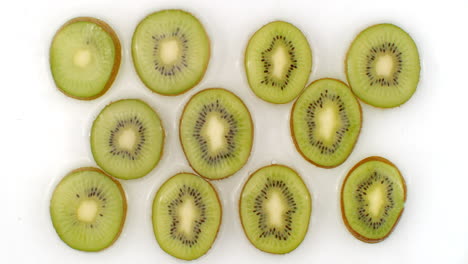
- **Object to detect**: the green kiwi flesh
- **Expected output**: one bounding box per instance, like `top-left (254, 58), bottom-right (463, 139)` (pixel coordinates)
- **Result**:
top-left (91, 99), bottom-right (164, 180)
top-left (291, 78), bottom-right (362, 168)
top-left (152, 173), bottom-right (222, 260)
top-left (346, 23), bottom-right (420, 108)
top-left (239, 165), bottom-right (311, 254)
top-left (50, 167), bottom-right (126, 251)
top-left (132, 9), bottom-right (210, 95)
top-left (50, 17), bottom-right (121, 100)
top-left (341, 156), bottom-right (406, 243)
top-left (180, 88), bottom-right (253, 180)
top-left (245, 21), bottom-right (312, 104)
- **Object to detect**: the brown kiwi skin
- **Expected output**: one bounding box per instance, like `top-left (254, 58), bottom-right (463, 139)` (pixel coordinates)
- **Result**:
top-left (238, 164), bottom-right (312, 254)
top-left (290, 78), bottom-right (363, 169)
top-left (131, 9), bottom-right (211, 96)
top-left (50, 167), bottom-right (127, 252)
top-left (151, 172), bottom-right (222, 260)
top-left (90, 99), bottom-right (166, 180)
top-left (243, 20), bottom-right (311, 105)
top-left (50, 17), bottom-right (121, 100)
top-left (344, 23), bottom-right (419, 109)
top-left (179, 88), bottom-right (254, 181)
top-left (340, 156), bottom-right (407, 243)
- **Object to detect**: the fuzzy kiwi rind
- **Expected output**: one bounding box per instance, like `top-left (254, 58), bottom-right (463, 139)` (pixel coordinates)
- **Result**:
top-left (90, 99), bottom-right (165, 180)
top-left (345, 23), bottom-right (420, 108)
top-left (238, 164), bottom-right (312, 254)
top-left (340, 156), bottom-right (407, 243)
top-left (179, 88), bottom-right (254, 181)
top-left (244, 20), bottom-right (312, 104)
top-left (290, 78), bottom-right (363, 169)
top-left (50, 17), bottom-right (121, 100)
top-left (50, 167), bottom-right (127, 252)
top-left (131, 9), bottom-right (211, 96)
top-left (151, 172), bottom-right (222, 260)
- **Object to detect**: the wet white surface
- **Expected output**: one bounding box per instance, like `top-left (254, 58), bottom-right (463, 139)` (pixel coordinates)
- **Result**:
top-left (1, 0), bottom-right (468, 263)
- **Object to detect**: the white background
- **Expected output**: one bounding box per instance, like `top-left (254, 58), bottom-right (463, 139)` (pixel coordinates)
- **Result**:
top-left (1, 0), bottom-right (467, 263)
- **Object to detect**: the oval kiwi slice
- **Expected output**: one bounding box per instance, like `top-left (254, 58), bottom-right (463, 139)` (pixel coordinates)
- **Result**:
top-left (180, 88), bottom-right (253, 180)
top-left (152, 173), bottom-right (222, 260)
top-left (91, 99), bottom-right (164, 180)
top-left (346, 23), bottom-right (420, 108)
top-left (132, 9), bottom-right (210, 95)
top-left (291, 78), bottom-right (362, 168)
top-left (245, 21), bottom-right (312, 104)
top-left (341, 156), bottom-right (406, 243)
top-left (239, 165), bottom-right (311, 254)
top-left (50, 17), bottom-right (121, 100)
top-left (50, 167), bottom-right (127, 251)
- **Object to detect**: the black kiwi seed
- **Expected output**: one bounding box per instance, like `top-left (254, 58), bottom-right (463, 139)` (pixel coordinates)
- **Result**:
top-left (167, 185), bottom-right (207, 247)
top-left (365, 42), bottom-right (403, 86)
top-left (260, 35), bottom-right (298, 90)
top-left (192, 100), bottom-right (238, 165)
top-left (355, 171), bottom-right (395, 229)
top-left (253, 178), bottom-right (297, 240)
top-left (152, 27), bottom-right (189, 76)
top-left (108, 116), bottom-right (146, 160)
top-left (305, 90), bottom-right (351, 154)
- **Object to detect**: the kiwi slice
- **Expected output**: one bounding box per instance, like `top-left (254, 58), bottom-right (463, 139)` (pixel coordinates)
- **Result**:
top-left (245, 21), bottom-right (312, 104)
top-left (50, 17), bottom-right (121, 100)
top-left (179, 88), bottom-right (253, 180)
top-left (152, 173), bottom-right (221, 260)
top-left (132, 9), bottom-right (210, 95)
top-left (91, 99), bottom-right (164, 180)
top-left (341, 156), bottom-right (406, 243)
top-left (50, 167), bottom-right (126, 251)
top-left (239, 165), bottom-right (311, 254)
top-left (346, 23), bottom-right (420, 108)
top-left (291, 78), bottom-right (362, 168)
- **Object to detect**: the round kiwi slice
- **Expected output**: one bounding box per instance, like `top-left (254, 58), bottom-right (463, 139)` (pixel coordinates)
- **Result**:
top-left (341, 156), bottom-right (406, 243)
top-left (245, 21), bottom-right (312, 104)
top-left (50, 17), bottom-right (121, 100)
top-left (50, 167), bottom-right (126, 251)
top-left (346, 23), bottom-right (420, 108)
top-left (152, 173), bottom-right (222, 260)
top-left (291, 78), bottom-right (362, 168)
top-left (91, 99), bottom-right (164, 180)
top-left (239, 165), bottom-right (311, 254)
top-left (132, 9), bottom-right (210, 95)
top-left (179, 88), bottom-right (253, 180)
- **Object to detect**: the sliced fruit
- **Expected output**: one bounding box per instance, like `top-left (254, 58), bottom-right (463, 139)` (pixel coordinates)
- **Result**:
top-left (50, 167), bottom-right (126, 251)
top-left (239, 165), bottom-right (311, 254)
top-left (91, 99), bottom-right (164, 180)
top-left (50, 17), bottom-right (121, 100)
top-left (179, 88), bottom-right (253, 180)
top-left (245, 21), bottom-right (312, 104)
top-left (341, 156), bottom-right (406, 243)
top-left (132, 9), bottom-right (210, 95)
top-left (152, 173), bottom-right (221, 260)
top-left (291, 78), bottom-right (362, 168)
top-left (346, 23), bottom-right (420, 108)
